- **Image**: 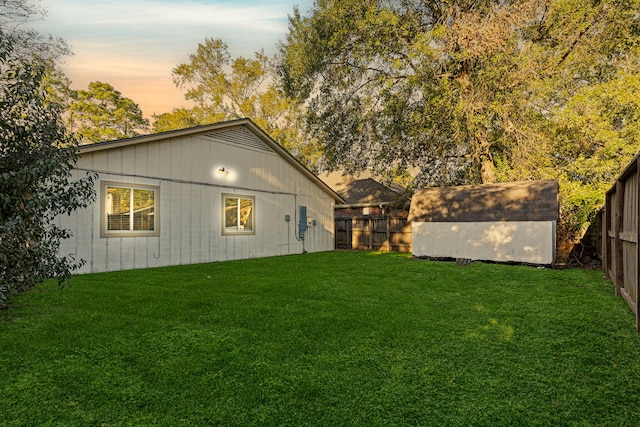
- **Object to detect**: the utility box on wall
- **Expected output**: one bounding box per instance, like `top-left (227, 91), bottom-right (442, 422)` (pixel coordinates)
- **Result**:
top-left (298, 205), bottom-right (307, 238)
top-left (408, 180), bottom-right (559, 265)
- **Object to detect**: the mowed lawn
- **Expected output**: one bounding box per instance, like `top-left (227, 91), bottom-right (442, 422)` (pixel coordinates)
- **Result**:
top-left (2, 251), bottom-right (640, 426)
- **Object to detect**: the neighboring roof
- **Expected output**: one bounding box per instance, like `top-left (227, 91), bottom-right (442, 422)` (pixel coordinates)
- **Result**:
top-left (408, 180), bottom-right (559, 223)
top-left (319, 171), bottom-right (403, 207)
top-left (79, 118), bottom-right (344, 203)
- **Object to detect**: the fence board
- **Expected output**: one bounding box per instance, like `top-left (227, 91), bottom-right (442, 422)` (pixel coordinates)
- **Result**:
top-left (604, 192), bottom-right (614, 280)
top-left (335, 217), bottom-right (411, 252)
top-left (604, 161), bottom-right (640, 332)
top-left (623, 240), bottom-right (638, 311)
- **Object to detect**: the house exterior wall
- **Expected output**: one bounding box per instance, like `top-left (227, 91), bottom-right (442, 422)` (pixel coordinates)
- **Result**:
top-left (411, 221), bottom-right (556, 264)
top-left (57, 126), bottom-right (336, 274)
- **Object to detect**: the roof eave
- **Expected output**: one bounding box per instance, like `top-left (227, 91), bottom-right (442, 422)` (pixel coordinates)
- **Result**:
top-left (337, 201), bottom-right (395, 208)
top-left (78, 118), bottom-right (345, 204)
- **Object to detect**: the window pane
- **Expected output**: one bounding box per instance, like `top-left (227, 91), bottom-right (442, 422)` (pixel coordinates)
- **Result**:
top-left (107, 187), bottom-right (130, 230)
top-left (239, 198), bottom-right (253, 231)
top-left (225, 197), bottom-right (238, 229)
top-left (222, 195), bottom-right (254, 234)
top-left (133, 189), bottom-right (155, 231)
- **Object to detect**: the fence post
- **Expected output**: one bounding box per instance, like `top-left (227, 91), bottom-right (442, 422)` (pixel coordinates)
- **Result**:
top-left (615, 180), bottom-right (624, 296)
top-left (386, 217), bottom-right (391, 251)
top-left (636, 158), bottom-right (640, 333)
top-left (602, 196), bottom-right (614, 280)
top-left (348, 218), bottom-right (353, 250)
top-left (603, 197), bottom-right (609, 276)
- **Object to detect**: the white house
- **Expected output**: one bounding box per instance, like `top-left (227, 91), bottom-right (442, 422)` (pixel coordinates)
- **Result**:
top-left (408, 180), bottom-right (559, 265)
top-left (57, 119), bottom-right (343, 274)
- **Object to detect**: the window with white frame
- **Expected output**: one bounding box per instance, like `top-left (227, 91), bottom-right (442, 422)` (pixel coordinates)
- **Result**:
top-left (222, 194), bottom-right (255, 235)
top-left (101, 182), bottom-right (159, 237)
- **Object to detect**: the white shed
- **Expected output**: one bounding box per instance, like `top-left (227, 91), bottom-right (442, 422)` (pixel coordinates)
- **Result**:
top-left (57, 119), bottom-right (343, 274)
top-left (408, 180), bottom-right (559, 265)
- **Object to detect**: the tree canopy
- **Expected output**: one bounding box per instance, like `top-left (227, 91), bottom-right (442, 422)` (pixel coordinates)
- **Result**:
top-left (68, 81), bottom-right (149, 143)
top-left (155, 38), bottom-right (321, 170)
top-left (278, 0), bottom-right (640, 240)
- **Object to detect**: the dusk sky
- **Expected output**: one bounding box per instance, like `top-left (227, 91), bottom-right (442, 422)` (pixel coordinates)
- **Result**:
top-left (32, 0), bottom-right (315, 120)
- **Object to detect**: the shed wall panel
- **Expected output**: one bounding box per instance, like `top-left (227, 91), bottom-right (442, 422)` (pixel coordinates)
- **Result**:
top-left (412, 221), bottom-right (556, 265)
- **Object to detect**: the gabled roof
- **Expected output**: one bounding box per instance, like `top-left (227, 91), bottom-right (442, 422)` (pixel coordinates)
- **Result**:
top-left (79, 118), bottom-right (344, 203)
top-left (408, 180), bottom-right (558, 222)
top-left (319, 171), bottom-right (403, 207)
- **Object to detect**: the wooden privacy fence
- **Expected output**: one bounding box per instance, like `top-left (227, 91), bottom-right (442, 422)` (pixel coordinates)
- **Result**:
top-left (604, 157), bottom-right (640, 332)
top-left (335, 216), bottom-right (411, 252)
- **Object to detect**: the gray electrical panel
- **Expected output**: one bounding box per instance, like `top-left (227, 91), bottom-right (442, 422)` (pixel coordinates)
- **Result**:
top-left (298, 205), bottom-right (307, 238)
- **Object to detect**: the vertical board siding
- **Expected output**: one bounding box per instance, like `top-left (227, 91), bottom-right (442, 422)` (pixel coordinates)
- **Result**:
top-left (122, 145), bottom-right (135, 173)
top-left (107, 150), bottom-right (121, 174)
top-left (63, 125), bottom-right (336, 275)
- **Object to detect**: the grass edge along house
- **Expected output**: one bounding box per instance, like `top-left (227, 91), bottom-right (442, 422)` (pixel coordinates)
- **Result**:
top-left (55, 119), bottom-right (343, 274)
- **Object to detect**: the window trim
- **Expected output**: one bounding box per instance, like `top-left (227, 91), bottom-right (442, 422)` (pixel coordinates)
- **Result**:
top-left (222, 193), bottom-right (255, 236)
top-left (100, 181), bottom-right (160, 238)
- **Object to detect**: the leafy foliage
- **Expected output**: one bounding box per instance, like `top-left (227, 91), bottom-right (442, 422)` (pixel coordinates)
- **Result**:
top-left (41, 60), bottom-right (74, 111)
top-left (550, 72), bottom-right (640, 240)
top-left (156, 38), bottom-right (321, 170)
top-left (0, 33), bottom-right (96, 308)
top-left (278, 0), bottom-right (640, 244)
top-left (68, 81), bottom-right (149, 143)
top-left (152, 106), bottom-right (225, 133)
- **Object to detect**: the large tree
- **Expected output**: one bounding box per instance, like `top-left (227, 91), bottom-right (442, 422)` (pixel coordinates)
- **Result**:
top-left (0, 2), bottom-right (96, 308)
top-left (68, 81), bottom-right (149, 143)
top-left (155, 38), bottom-right (321, 170)
top-left (278, 0), bottom-right (640, 241)
top-left (280, 0), bottom-right (640, 180)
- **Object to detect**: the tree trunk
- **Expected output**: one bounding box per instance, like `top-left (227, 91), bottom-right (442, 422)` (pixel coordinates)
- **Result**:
top-left (480, 157), bottom-right (497, 184)
top-left (476, 129), bottom-right (496, 184)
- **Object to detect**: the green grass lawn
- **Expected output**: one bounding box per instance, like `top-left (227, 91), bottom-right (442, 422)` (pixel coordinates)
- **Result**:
top-left (2, 251), bottom-right (640, 426)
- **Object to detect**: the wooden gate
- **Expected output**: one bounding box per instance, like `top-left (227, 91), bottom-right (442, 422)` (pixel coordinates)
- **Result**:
top-left (604, 157), bottom-right (640, 332)
top-left (335, 216), bottom-right (411, 252)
